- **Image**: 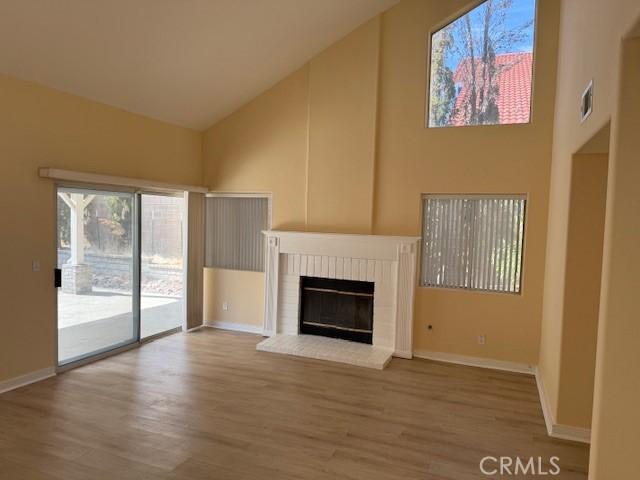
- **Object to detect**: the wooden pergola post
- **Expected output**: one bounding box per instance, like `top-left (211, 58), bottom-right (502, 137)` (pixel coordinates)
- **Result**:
top-left (58, 192), bottom-right (95, 293)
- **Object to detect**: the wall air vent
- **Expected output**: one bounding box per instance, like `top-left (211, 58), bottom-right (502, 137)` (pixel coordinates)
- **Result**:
top-left (581, 80), bottom-right (593, 123)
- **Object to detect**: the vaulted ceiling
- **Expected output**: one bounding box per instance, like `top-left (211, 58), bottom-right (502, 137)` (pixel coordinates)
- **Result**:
top-left (0, 0), bottom-right (397, 130)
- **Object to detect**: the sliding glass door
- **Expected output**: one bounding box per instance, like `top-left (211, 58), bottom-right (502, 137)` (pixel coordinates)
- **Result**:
top-left (56, 188), bottom-right (185, 366)
top-left (56, 188), bottom-right (138, 365)
top-left (140, 194), bottom-right (184, 339)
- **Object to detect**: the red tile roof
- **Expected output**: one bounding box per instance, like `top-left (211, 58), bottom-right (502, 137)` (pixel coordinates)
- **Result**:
top-left (449, 52), bottom-right (533, 125)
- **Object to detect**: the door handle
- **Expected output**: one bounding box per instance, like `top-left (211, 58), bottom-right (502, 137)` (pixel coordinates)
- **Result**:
top-left (54, 268), bottom-right (62, 288)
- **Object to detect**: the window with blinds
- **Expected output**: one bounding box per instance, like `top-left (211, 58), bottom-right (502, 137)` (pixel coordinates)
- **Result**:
top-left (205, 196), bottom-right (270, 272)
top-left (421, 195), bottom-right (526, 293)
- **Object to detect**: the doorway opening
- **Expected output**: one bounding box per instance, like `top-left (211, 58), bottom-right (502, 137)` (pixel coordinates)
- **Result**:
top-left (556, 122), bottom-right (610, 429)
top-left (140, 194), bottom-right (185, 339)
top-left (56, 187), bottom-right (185, 366)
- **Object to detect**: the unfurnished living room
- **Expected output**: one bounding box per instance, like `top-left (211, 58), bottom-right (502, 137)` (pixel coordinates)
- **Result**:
top-left (0, 0), bottom-right (638, 479)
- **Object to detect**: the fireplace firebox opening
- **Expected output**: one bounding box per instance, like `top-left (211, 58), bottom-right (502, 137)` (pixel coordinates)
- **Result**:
top-left (299, 276), bottom-right (374, 344)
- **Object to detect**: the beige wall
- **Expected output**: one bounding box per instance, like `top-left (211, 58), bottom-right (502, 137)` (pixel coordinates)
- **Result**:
top-left (202, 0), bottom-right (561, 366)
top-left (373, 0), bottom-right (558, 364)
top-left (537, 0), bottom-right (640, 435)
top-left (0, 74), bottom-right (202, 383)
top-left (589, 33), bottom-right (640, 479)
top-left (203, 268), bottom-right (264, 327)
top-left (203, 66), bottom-right (309, 230)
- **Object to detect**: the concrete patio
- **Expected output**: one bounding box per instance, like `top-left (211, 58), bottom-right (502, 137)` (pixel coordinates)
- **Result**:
top-left (58, 288), bottom-right (182, 363)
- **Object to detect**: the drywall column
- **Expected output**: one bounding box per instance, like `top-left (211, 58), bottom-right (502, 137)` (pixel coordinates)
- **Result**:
top-left (306, 16), bottom-right (380, 234)
top-left (589, 36), bottom-right (640, 479)
top-left (185, 192), bottom-right (205, 330)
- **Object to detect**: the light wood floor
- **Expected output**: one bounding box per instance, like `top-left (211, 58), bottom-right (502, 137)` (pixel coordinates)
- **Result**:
top-left (0, 329), bottom-right (589, 479)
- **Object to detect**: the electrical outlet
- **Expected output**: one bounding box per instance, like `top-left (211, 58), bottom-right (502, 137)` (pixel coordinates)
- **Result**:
top-left (32, 259), bottom-right (40, 272)
top-left (478, 335), bottom-right (486, 345)
top-left (222, 302), bottom-right (229, 311)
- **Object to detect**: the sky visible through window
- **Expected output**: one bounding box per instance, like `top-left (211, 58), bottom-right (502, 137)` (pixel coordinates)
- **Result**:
top-left (429, 0), bottom-right (536, 127)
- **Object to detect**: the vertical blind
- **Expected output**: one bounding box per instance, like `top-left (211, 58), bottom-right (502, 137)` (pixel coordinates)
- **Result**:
top-left (205, 196), bottom-right (269, 272)
top-left (421, 195), bottom-right (526, 293)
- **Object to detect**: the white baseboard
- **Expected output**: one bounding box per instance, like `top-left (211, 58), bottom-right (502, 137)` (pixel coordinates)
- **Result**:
top-left (535, 367), bottom-right (591, 444)
top-left (535, 366), bottom-right (556, 436)
top-left (413, 349), bottom-right (535, 375)
top-left (205, 321), bottom-right (263, 335)
top-left (0, 367), bottom-right (56, 394)
top-left (185, 324), bottom-right (206, 332)
top-left (551, 423), bottom-right (591, 444)
top-left (393, 349), bottom-right (413, 359)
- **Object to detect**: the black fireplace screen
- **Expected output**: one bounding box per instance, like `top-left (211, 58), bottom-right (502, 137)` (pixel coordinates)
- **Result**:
top-left (299, 276), bottom-right (374, 344)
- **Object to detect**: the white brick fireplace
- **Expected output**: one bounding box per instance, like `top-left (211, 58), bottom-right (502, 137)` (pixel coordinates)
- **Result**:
top-left (257, 230), bottom-right (420, 368)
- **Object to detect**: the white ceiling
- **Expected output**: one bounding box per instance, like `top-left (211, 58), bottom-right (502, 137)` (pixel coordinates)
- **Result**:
top-left (0, 0), bottom-right (397, 130)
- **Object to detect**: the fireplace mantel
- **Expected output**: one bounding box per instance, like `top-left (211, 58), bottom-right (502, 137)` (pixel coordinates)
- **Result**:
top-left (260, 230), bottom-right (420, 362)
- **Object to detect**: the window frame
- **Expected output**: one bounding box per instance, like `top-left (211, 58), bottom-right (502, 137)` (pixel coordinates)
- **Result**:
top-left (424, 0), bottom-right (539, 129)
top-left (204, 192), bottom-right (272, 272)
top-left (418, 193), bottom-right (527, 295)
